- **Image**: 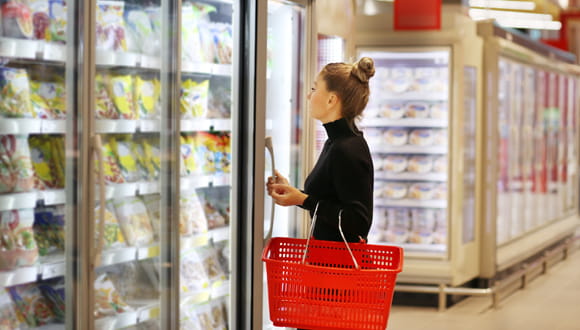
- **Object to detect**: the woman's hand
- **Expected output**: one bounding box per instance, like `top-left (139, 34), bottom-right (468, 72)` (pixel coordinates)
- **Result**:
top-left (266, 170), bottom-right (289, 195)
top-left (269, 183), bottom-right (307, 206)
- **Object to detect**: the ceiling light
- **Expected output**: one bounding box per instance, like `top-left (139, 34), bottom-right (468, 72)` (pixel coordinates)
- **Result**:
top-left (469, 0), bottom-right (535, 11)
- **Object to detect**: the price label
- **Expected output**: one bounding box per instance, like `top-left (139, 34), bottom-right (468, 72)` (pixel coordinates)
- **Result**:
top-left (43, 43), bottom-right (66, 61)
top-left (42, 263), bottom-right (65, 279)
top-left (42, 120), bottom-right (66, 133)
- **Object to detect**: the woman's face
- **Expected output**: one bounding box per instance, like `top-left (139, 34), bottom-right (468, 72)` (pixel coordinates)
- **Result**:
top-left (307, 74), bottom-right (340, 123)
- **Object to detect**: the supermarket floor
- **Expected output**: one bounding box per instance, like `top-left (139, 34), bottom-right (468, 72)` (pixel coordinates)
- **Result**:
top-left (387, 244), bottom-right (580, 330)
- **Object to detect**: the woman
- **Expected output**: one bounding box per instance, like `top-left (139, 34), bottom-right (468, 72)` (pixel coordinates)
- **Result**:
top-left (267, 57), bottom-right (375, 243)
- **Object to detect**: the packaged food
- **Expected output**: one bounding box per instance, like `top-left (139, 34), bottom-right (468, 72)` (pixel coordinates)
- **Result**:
top-left (181, 134), bottom-right (196, 175)
top-left (0, 289), bottom-right (21, 329)
top-left (141, 194), bottom-right (160, 238)
top-left (112, 135), bottom-right (140, 182)
top-left (113, 197), bottom-right (154, 246)
top-left (30, 80), bottom-right (66, 119)
top-left (409, 129), bottom-right (434, 146)
top-left (47, 0), bottom-right (66, 43)
top-left (123, 6), bottom-right (155, 53)
top-left (29, 135), bottom-right (62, 189)
top-left (363, 128), bottom-right (383, 146)
top-left (0, 67), bottom-right (34, 118)
top-left (383, 182), bottom-right (407, 199)
top-left (408, 183), bottom-right (436, 200)
top-left (405, 102), bottom-right (430, 118)
top-left (387, 68), bottom-right (413, 94)
top-left (141, 137), bottom-right (161, 180)
top-left (33, 205), bottom-right (65, 256)
top-left (8, 283), bottom-right (54, 327)
top-left (433, 155), bottom-right (447, 173)
top-left (110, 75), bottom-right (136, 120)
top-left (96, 1), bottom-right (127, 52)
top-left (383, 155), bottom-right (407, 173)
top-left (407, 156), bottom-right (433, 174)
top-left (135, 76), bottom-right (160, 119)
top-left (413, 67), bottom-right (438, 92)
top-left (207, 79), bottom-right (232, 118)
top-left (1, 0), bottom-right (33, 39)
top-left (180, 248), bottom-right (210, 293)
top-left (433, 183), bottom-right (447, 200)
top-left (38, 278), bottom-right (65, 322)
top-left (381, 103), bottom-right (405, 119)
top-left (95, 73), bottom-right (119, 119)
top-left (194, 132), bottom-right (219, 174)
top-left (384, 208), bottom-right (410, 244)
top-left (0, 209), bottom-right (39, 270)
top-left (144, 6), bottom-right (161, 56)
top-left (180, 79), bottom-right (210, 118)
top-left (99, 137), bottom-right (124, 184)
top-left (384, 128), bottom-right (408, 146)
top-left (94, 272), bottom-right (131, 318)
top-left (95, 202), bottom-right (125, 250)
top-left (180, 191), bottom-right (208, 236)
top-left (433, 129), bottom-right (448, 146)
top-left (433, 209), bottom-right (447, 244)
top-left (26, 0), bottom-right (50, 40)
top-left (106, 261), bottom-right (159, 302)
top-left (430, 102), bottom-right (448, 119)
top-left (409, 208), bottom-right (436, 244)
top-left (211, 23), bottom-right (233, 64)
top-left (0, 135), bottom-right (36, 193)
top-left (181, 3), bottom-right (216, 64)
top-left (180, 300), bottom-right (203, 330)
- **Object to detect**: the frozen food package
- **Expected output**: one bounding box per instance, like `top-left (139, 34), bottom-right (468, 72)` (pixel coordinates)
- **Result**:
top-left (112, 196), bottom-right (154, 246)
top-left (405, 102), bottom-right (430, 118)
top-left (409, 208), bottom-right (436, 244)
top-left (381, 103), bottom-right (405, 119)
top-left (213, 23), bottom-right (233, 64)
top-left (135, 76), bottom-right (160, 119)
top-left (94, 272), bottom-right (131, 318)
top-left (29, 80), bottom-right (66, 119)
top-left (413, 67), bottom-right (438, 92)
top-left (112, 135), bottom-right (140, 182)
top-left (0, 67), bottom-right (34, 118)
top-left (123, 5), bottom-right (155, 53)
top-left (363, 127), bottom-right (383, 146)
top-left (384, 155), bottom-right (408, 173)
top-left (433, 209), bottom-right (447, 244)
top-left (208, 298), bottom-right (228, 330)
top-left (141, 194), bottom-right (160, 237)
top-left (38, 278), bottom-right (65, 322)
top-left (29, 135), bottom-right (60, 190)
top-left (430, 102), bottom-right (448, 119)
top-left (213, 240), bottom-right (230, 275)
top-left (110, 74), bottom-right (137, 119)
top-left (384, 128), bottom-right (408, 146)
top-left (433, 183), bottom-right (447, 200)
top-left (433, 129), bottom-right (448, 146)
top-left (180, 79), bottom-right (209, 118)
top-left (94, 202), bottom-right (126, 250)
top-left (408, 182), bottom-right (436, 200)
top-left (384, 208), bottom-right (411, 244)
top-left (198, 245), bottom-right (226, 282)
top-left (98, 136), bottom-right (125, 184)
top-left (47, 0), bottom-right (66, 43)
top-left (8, 283), bottom-right (55, 327)
top-left (181, 2), bottom-right (216, 64)
top-left (180, 300), bottom-right (203, 330)
top-left (33, 205), bottom-right (65, 256)
top-left (207, 78), bottom-right (232, 118)
top-left (387, 68), bottom-right (413, 94)
top-left (0, 135), bottom-right (36, 193)
top-left (0, 289), bottom-right (21, 329)
top-left (1, 0), bottom-right (34, 39)
top-left (141, 136), bottom-right (161, 180)
top-left (106, 261), bottom-right (159, 302)
top-left (181, 134), bottom-right (196, 175)
top-left (433, 155), bottom-right (447, 173)
top-left (407, 156), bottom-right (433, 174)
top-left (95, 73), bottom-right (119, 119)
top-left (180, 191), bottom-right (208, 236)
top-left (144, 6), bottom-right (161, 56)
top-left (199, 198), bottom-right (227, 230)
top-left (409, 129), bottom-right (434, 146)
top-left (96, 1), bottom-right (127, 52)
top-left (26, 0), bottom-right (50, 40)
top-left (0, 209), bottom-right (39, 270)
top-left (180, 248), bottom-right (210, 293)
top-left (383, 182), bottom-right (407, 199)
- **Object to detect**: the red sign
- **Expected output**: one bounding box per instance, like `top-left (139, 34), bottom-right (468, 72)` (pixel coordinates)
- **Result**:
top-left (394, 0), bottom-right (441, 30)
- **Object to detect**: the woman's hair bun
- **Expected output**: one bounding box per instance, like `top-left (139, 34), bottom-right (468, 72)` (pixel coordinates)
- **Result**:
top-left (351, 57), bottom-right (375, 83)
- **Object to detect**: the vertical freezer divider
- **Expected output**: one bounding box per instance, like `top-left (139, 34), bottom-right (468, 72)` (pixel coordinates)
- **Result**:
top-left (92, 134), bottom-right (106, 268)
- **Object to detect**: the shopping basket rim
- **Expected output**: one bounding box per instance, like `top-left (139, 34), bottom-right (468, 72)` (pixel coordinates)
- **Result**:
top-left (262, 236), bottom-right (404, 273)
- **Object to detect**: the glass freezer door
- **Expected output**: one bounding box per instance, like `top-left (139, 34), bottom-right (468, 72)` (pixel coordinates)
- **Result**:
top-left (0, 0), bottom-right (71, 327)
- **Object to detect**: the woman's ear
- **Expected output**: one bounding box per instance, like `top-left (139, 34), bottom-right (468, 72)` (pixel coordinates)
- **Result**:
top-left (327, 92), bottom-right (339, 107)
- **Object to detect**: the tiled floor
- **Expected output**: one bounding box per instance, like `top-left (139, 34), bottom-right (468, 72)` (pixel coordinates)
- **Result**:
top-left (387, 246), bottom-right (580, 330)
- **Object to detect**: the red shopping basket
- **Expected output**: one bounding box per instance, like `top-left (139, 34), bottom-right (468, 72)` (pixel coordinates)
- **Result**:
top-left (262, 235), bottom-right (403, 330)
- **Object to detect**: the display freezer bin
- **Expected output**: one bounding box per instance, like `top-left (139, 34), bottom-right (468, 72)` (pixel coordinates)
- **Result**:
top-left (477, 21), bottom-right (580, 280)
top-left (355, 13), bottom-right (483, 286)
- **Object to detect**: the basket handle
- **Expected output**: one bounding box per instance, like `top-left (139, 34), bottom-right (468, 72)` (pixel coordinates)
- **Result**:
top-left (301, 203), bottom-right (360, 270)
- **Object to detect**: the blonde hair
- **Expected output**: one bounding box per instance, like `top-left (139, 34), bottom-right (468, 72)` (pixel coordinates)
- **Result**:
top-left (320, 57), bottom-right (375, 131)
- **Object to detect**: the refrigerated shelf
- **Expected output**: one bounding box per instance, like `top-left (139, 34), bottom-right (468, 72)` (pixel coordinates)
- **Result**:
top-left (371, 145), bottom-right (448, 154)
top-left (93, 118), bottom-right (232, 133)
top-left (360, 118), bottom-right (448, 128)
top-left (375, 198), bottom-right (447, 209)
top-left (375, 172), bottom-right (447, 181)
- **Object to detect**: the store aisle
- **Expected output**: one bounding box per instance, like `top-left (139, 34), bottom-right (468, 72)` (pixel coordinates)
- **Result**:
top-left (388, 246), bottom-right (580, 330)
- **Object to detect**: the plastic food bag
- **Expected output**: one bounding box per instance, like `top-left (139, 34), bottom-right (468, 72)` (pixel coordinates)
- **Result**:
top-left (0, 209), bottom-right (39, 270)
top-left (135, 76), bottom-right (160, 119)
top-left (106, 261), bottom-right (159, 302)
top-left (0, 289), bottom-right (21, 329)
top-left (98, 136), bottom-right (125, 184)
top-left (96, 1), bottom-right (127, 52)
top-left (141, 194), bottom-right (160, 237)
top-left (26, 0), bottom-right (50, 40)
top-left (33, 205), bottom-right (65, 256)
top-left (30, 80), bottom-right (66, 119)
top-left (47, 0), bottom-right (66, 43)
top-left (0, 67), bottom-right (34, 118)
top-left (180, 248), bottom-right (209, 293)
top-left (0, 135), bottom-right (35, 193)
top-left (109, 74), bottom-right (136, 119)
top-left (94, 272), bottom-right (131, 318)
top-left (124, 6), bottom-right (155, 53)
top-left (179, 191), bottom-right (208, 236)
top-left (95, 202), bottom-right (126, 250)
top-left (180, 79), bottom-right (209, 118)
top-left (8, 283), bottom-right (54, 327)
top-left (111, 135), bottom-right (140, 182)
top-left (1, 0), bottom-right (34, 39)
top-left (113, 197), bottom-right (154, 246)
top-left (95, 73), bottom-right (119, 119)
top-left (38, 278), bottom-right (65, 322)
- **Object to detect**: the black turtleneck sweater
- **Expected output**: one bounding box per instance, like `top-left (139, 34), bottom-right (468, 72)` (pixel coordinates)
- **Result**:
top-left (301, 118), bottom-right (374, 243)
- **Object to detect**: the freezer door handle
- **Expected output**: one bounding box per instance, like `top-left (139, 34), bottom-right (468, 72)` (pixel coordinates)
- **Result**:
top-left (265, 136), bottom-right (276, 242)
top-left (92, 134), bottom-right (106, 268)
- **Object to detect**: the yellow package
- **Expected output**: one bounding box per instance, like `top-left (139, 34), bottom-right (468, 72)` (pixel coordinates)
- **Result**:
top-left (0, 68), bottom-right (35, 118)
top-left (135, 76), bottom-right (160, 119)
top-left (110, 75), bottom-right (137, 120)
top-left (131, 138), bottom-right (152, 181)
top-left (30, 82), bottom-right (52, 119)
top-left (98, 137), bottom-right (125, 184)
top-left (180, 79), bottom-right (209, 118)
top-left (95, 73), bottom-right (119, 119)
top-left (28, 136), bottom-right (56, 190)
top-left (113, 135), bottom-right (140, 182)
top-left (50, 136), bottom-right (65, 188)
top-left (181, 135), bottom-right (196, 175)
